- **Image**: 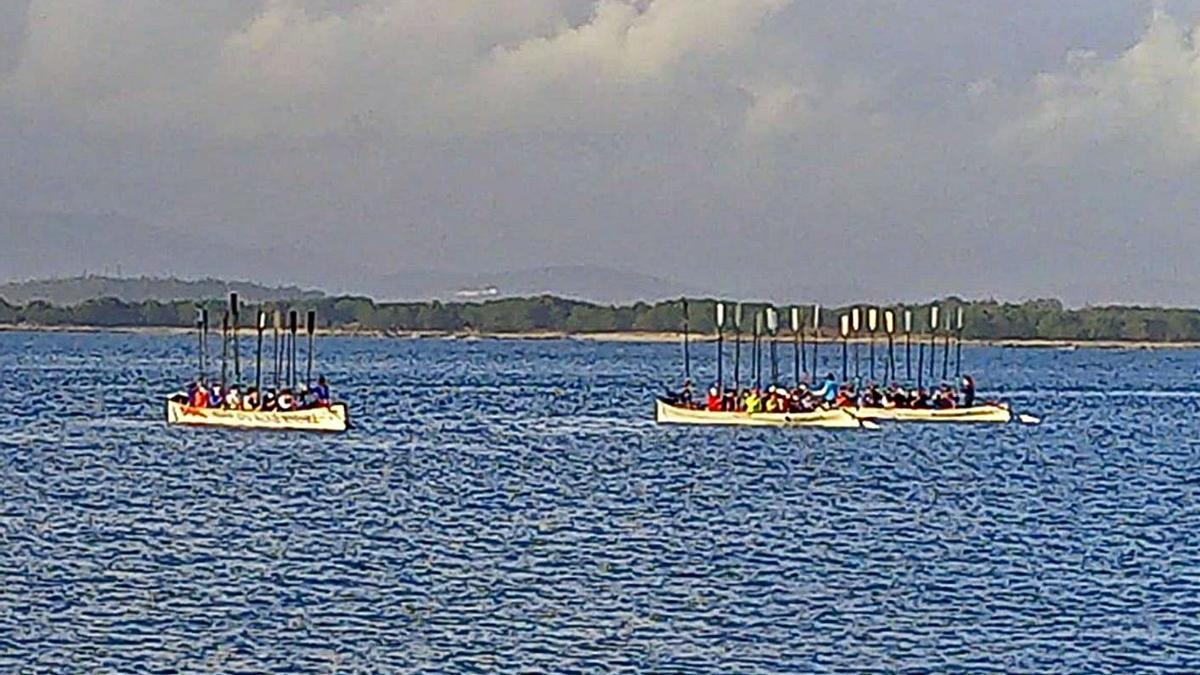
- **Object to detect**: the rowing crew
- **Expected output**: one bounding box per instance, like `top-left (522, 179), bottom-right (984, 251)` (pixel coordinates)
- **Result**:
top-left (183, 376), bottom-right (333, 411)
top-left (667, 374), bottom-right (978, 413)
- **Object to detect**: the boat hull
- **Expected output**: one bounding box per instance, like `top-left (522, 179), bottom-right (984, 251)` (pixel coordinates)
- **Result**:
top-left (165, 399), bottom-right (349, 433)
top-left (655, 399), bottom-right (869, 429)
top-left (852, 404), bottom-right (1012, 424)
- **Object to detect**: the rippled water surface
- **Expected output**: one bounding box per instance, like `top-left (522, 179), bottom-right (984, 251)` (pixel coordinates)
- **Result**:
top-left (3, 332), bottom-right (1200, 672)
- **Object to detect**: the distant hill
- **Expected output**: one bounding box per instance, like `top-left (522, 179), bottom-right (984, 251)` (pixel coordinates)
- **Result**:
top-left (0, 210), bottom-right (321, 284)
top-left (0, 276), bottom-right (324, 305)
top-left (368, 265), bottom-right (708, 304)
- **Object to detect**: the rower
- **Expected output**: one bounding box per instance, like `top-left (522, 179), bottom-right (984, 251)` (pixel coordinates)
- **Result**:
top-left (835, 385), bottom-right (854, 408)
top-left (312, 376), bottom-right (332, 407)
top-left (198, 380), bottom-right (212, 408)
top-left (664, 378), bottom-right (695, 407)
top-left (277, 389), bottom-right (295, 411)
top-left (680, 378), bottom-right (694, 405)
top-left (863, 382), bottom-right (883, 408)
top-left (208, 384), bottom-right (224, 409)
top-left (744, 387), bottom-right (763, 413)
top-left (911, 387), bottom-right (930, 408)
top-left (961, 375), bottom-right (976, 407)
top-left (765, 386), bottom-right (782, 412)
top-left (810, 373), bottom-right (838, 406)
top-left (706, 386), bottom-right (722, 412)
top-left (243, 388), bottom-right (261, 411)
top-left (722, 388), bottom-right (737, 412)
top-left (941, 384), bottom-right (959, 408)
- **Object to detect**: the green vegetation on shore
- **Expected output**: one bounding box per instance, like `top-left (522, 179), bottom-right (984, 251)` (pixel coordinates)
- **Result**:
top-left (0, 275), bottom-right (323, 306)
top-left (2, 295), bottom-right (1200, 342)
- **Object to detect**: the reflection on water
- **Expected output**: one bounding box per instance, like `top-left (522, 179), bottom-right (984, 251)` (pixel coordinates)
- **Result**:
top-left (2, 333), bottom-right (1200, 671)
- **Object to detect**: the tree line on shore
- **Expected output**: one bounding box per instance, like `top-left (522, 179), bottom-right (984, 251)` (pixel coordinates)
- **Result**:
top-left (1, 295), bottom-right (1200, 341)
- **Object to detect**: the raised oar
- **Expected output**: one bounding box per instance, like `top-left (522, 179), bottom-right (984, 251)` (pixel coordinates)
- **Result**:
top-left (195, 306), bottom-right (206, 382)
top-left (904, 309), bottom-right (913, 381)
top-left (220, 311), bottom-right (230, 389)
top-left (754, 310), bottom-right (764, 389)
top-left (955, 307), bottom-right (964, 378)
top-left (851, 307), bottom-right (862, 382)
top-left (255, 310), bottom-right (266, 394)
top-left (941, 311), bottom-right (951, 381)
top-left (811, 304), bottom-right (821, 379)
top-left (749, 308), bottom-right (756, 389)
top-left (288, 309), bottom-right (298, 389)
top-left (749, 308), bottom-right (757, 389)
top-left (733, 303), bottom-right (743, 395)
top-left (715, 302), bottom-right (726, 393)
top-left (306, 309), bottom-right (316, 387)
top-left (681, 298), bottom-right (692, 384)
top-left (767, 307), bottom-right (780, 386)
top-left (840, 314), bottom-right (850, 382)
top-left (867, 307), bottom-right (878, 382)
top-left (791, 306), bottom-right (802, 386)
top-left (916, 308), bottom-right (925, 390)
top-left (230, 292), bottom-right (241, 385)
top-left (885, 309), bottom-right (896, 382)
top-left (272, 309), bottom-right (283, 389)
top-left (202, 307), bottom-right (211, 381)
top-left (928, 304), bottom-right (939, 384)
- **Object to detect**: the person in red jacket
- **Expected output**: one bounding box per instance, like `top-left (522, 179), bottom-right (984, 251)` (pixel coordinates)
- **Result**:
top-left (189, 379), bottom-right (210, 408)
top-left (706, 386), bottom-right (722, 411)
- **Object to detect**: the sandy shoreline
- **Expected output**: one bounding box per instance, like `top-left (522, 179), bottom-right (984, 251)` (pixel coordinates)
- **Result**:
top-left (2, 323), bottom-right (1199, 349)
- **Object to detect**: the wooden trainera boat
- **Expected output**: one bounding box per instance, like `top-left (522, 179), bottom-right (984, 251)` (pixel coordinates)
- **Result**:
top-left (655, 399), bottom-right (878, 429)
top-left (166, 293), bottom-right (350, 433)
top-left (165, 398), bottom-right (348, 433)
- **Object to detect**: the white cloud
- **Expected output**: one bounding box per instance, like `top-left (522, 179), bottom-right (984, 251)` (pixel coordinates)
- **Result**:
top-left (2, 0), bottom-right (798, 138)
top-left (486, 0), bottom-right (786, 83)
top-left (997, 10), bottom-right (1200, 163)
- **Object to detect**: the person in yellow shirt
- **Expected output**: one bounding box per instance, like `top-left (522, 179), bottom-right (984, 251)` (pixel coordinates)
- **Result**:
top-left (744, 388), bottom-right (763, 413)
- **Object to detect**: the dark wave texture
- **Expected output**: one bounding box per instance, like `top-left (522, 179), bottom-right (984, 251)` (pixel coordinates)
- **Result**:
top-left (2, 334), bottom-right (1200, 672)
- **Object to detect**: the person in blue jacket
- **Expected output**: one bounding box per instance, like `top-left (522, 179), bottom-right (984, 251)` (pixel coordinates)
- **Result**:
top-left (312, 376), bottom-right (332, 406)
top-left (809, 373), bottom-right (839, 405)
top-left (208, 384), bottom-right (224, 409)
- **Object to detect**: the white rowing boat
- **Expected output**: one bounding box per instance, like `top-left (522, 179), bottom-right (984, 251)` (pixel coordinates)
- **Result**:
top-left (851, 403), bottom-right (1040, 425)
top-left (165, 398), bottom-right (349, 433)
top-left (655, 398), bottom-right (876, 429)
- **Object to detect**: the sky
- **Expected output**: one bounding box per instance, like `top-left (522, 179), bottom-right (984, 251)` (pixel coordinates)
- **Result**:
top-left (3, 0), bottom-right (1200, 305)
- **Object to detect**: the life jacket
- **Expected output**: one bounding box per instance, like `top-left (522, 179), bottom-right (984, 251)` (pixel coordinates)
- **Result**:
top-left (194, 389), bottom-right (209, 408)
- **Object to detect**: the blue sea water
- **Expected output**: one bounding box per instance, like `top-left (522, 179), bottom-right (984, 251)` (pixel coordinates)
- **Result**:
top-left (2, 332), bottom-right (1200, 672)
